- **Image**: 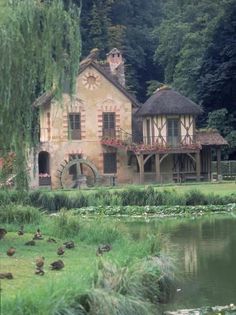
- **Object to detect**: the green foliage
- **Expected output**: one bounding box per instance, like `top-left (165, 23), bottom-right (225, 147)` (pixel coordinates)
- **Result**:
top-left (154, 0), bottom-right (224, 101)
top-left (124, 255), bottom-right (177, 304)
top-left (77, 289), bottom-right (156, 315)
top-left (0, 0), bottom-right (81, 190)
top-left (0, 203), bottom-right (41, 224)
top-left (198, 0), bottom-right (236, 112)
top-left (52, 208), bottom-right (80, 238)
top-left (185, 189), bottom-right (208, 206)
top-left (80, 0), bottom-right (163, 100)
top-left (206, 109), bottom-right (236, 158)
top-left (78, 218), bottom-right (122, 245)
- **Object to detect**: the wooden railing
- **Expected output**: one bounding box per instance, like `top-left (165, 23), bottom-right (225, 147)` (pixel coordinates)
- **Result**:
top-left (101, 128), bottom-right (201, 153)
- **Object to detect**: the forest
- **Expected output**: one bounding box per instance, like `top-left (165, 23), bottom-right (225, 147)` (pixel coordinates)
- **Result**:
top-left (80, 0), bottom-right (236, 158)
top-left (0, 0), bottom-right (235, 190)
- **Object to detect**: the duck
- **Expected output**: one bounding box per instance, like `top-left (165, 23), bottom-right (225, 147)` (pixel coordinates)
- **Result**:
top-left (47, 237), bottom-right (57, 243)
top-left (7, 247), bottom-right (16, 257)
top-left (35, 269), bottom-right (45, 276)
top-left (0, 272), bottom-right (13, 279)
top-left (0, 228), bottom-right (7, 240)
top-left (63, 241), bottom-right (75, 249)
top-left (33, 228), bottom-right (43, 240)
top-left (57, 246), bottom-right (65, 256)
top-left (50, 259), bottom-right (64, 270)
top-left (18, 225), bottom-right (24, 236)
top-left (35, 256), bottom-right (45, 269)
top-left (96, 244), bottom-right (112, 256)
top-left (25, 240), bottom-right (36, 246)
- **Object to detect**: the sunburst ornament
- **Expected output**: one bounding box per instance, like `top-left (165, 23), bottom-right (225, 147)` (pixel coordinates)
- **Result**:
top-left (82, 71), bottom-right (101, 90)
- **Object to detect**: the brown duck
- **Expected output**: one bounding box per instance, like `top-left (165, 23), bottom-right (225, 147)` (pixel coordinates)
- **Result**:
top-left (0, 272), bottom-right (13, 279)
top-left (18, 225), bottom-right (24, 236)
top-left (63, 241), bottom-right (75, 249)
top-left (96, 244), bottom-right (112, 256)
top-left (35, 269), bottom-right (45, 276)
top-left (35, 256), bottom-right (45, 269)
top-left (7, 247), bottom-right (16, 257)
top-left (47, 237), bottom-right (57, 243)
top-left (33, 228), bottom-right (43, 240)
top-left (25, 240), bottom-right (36, 246)
top-left (57, 246), bottom-right (65, 256)
top-left (0, 228), bottom-right (7, 240)
top-left (50, 259), bottom-right (64, 270)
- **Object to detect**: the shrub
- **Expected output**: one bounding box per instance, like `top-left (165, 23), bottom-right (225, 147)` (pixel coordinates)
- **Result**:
top-left (124, 254), bottom-right (177, 304)
top-left (120, 187), bottom-right (146, 206)
top-left (77, 289), bottom-right (156, 315)
top-left (185, 189), bottom-right (208, 205)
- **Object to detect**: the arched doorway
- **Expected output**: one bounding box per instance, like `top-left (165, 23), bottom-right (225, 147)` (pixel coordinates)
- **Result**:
top-left (38, 151), bottom-right (51, 186)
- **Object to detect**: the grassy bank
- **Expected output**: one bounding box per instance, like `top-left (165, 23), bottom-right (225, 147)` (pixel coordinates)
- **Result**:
top-left (0, 207), bottom-right (177, 315)
top-left (0, 182), bottom-right (235, 213)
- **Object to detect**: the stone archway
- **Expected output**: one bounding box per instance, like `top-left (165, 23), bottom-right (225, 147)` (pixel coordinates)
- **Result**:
top-left (38, 151), bottom-right (51, 186)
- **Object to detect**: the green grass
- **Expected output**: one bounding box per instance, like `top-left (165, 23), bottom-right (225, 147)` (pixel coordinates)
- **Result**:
top-left (156, 181), bottom-right (236, 196)
top-left (0, 215), bottom-right (174, 315)
top-left (49, 181), bottom-right (236, 197)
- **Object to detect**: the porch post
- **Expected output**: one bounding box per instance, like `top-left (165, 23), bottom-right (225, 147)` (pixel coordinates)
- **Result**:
top-left (207, 147), bottom-right (212, 181)
top-left (196, 150), bottom-right (201, 181)
top-left (137, 154), bottom-right (144, 184)
top-left (216, 147), bottom-right (222, 180)
top-left (155, 153), bottom-right (161, 182)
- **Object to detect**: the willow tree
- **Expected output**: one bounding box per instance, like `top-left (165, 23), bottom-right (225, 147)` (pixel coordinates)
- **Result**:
top-left (0, 0), bottom-right (81, 190)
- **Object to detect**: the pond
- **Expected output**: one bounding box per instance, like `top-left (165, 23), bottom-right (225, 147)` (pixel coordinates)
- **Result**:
top-left (119, 213), bottom-right (236, 310)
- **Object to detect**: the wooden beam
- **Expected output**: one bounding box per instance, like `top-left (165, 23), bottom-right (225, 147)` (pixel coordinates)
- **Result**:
top-left (155, 153), bottom-right (161, 182)
top-left (216, 147), bottom-right (222, 179)
top-left (207, 147), bottom-right (212, 181)
top-left (196, 151), bottom-right (201, 181)
top-left (137, 154), bottom-right (144, 184)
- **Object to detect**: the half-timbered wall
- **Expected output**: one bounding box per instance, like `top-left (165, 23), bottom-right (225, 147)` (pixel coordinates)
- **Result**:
top-left (143, 114), bottom-right (195, 146)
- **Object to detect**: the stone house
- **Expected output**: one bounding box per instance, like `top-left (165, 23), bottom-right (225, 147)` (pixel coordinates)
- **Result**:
top-left (29, 48), bottom-right (227, 189)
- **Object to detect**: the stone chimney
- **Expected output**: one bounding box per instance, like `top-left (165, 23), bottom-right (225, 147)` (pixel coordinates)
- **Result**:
top-left (106, 48), bottom-right (125, 87)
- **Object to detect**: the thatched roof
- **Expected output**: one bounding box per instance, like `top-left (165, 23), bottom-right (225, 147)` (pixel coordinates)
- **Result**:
top-left (196, 130), bottom-right (228, 146)
top-left (137, 87), bottom-right (202, 116)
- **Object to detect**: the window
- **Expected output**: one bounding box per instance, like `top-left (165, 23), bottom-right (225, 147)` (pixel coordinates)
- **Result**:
top-left (69, 113), bottom-right (81, 140)
top-left (103, 153), bottom-right (117, 174)
top-left (103, 112), bottom-right (115, 137)
top-left (167, 118), bottom-right (180, 146)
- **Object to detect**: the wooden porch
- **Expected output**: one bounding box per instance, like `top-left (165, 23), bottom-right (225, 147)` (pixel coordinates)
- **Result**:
top-left (101, 128), bottom-right (205, 184)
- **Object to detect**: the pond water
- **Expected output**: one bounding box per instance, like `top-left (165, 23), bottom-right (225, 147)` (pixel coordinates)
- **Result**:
top-left (120, 214), bottom-right (236, 310)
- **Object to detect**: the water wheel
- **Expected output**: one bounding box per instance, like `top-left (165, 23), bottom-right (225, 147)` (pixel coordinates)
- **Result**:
top-left (58, 156), bottom-right (100, 189)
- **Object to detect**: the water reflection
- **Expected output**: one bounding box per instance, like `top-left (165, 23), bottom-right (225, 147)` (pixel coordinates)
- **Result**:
top-left (118, 214), bottom-right (236, 309)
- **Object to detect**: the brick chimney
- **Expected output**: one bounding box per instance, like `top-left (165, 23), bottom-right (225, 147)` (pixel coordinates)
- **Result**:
top-left (106, 48), bottom-right (125, 87)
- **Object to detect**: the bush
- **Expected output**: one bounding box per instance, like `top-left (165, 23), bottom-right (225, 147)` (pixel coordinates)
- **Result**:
top-left (185, 189), bottom-right (208, 205)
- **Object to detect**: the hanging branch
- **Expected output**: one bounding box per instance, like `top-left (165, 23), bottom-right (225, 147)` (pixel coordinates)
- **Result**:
top-left (0, 0), bottom-right (81, 190)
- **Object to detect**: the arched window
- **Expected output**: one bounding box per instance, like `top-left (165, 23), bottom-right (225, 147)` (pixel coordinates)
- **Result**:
top-left (38, 151), bottom-right (51, 186)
